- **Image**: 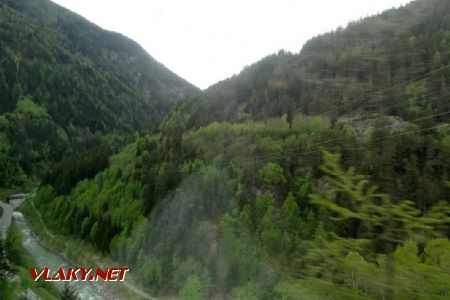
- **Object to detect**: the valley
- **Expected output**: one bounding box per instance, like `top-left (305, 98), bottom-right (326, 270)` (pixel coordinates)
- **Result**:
top-left (1, 0), bottom-right (450, 299)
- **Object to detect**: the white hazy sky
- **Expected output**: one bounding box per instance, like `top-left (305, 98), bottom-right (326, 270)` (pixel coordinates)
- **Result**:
top-left (50, 0), bottom-right (412, 89)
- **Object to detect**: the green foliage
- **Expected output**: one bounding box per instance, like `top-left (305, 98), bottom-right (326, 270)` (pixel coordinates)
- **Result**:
top-left (22, 0), bottom-right (450, 299)
top-left (172, 257), bottom-right (205, 291)
top-left (304, 151), bottom-right (450, 299)
top-left (0, 239), bottom-right (13, 283)
top-left (5, 225), bottom-right (26, 266)
top-left (1, 224), bottom-right (60, 300)
top-left (15, 97), bottom-right (49, 118)
top-left (137, 256), bottom-right (162, 291)
top-left (34, 144), bottom-right (143, 252)
top-left (43, 144), bottom-right (111, 195)
top-left (0, 0), bottom-right (198, 189)
top-left (179, 275), bottom-right (204, 300)
top-left (33, 111), bottom-right (450, 299)
top-left (273, 279), bottom-right (375, 300)
top-left (282, 192), bottom-right (301, 230)
top-left (31, 110), bottom-right (450, 299)
top-left (231, 281), bottom-right (262, 300)
top-left (59, 283), bottom-right (78, 300)
top-left (311, 151), bottom-right (450, 244)
top-left (424, 238), bottom-right (450, 273)
top-left (260, 162), bottom-right (286, 186)
top-left (159, 0), bottom-right (450, 131)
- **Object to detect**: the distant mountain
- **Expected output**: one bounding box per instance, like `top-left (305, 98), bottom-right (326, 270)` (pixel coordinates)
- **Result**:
top-left (0, 0), bottom-right (198, 131)
top-left (0, 0), bottom-right (198, 185)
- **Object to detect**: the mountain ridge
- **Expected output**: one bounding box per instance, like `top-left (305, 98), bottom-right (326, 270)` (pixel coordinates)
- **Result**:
top-left (0, 0), bottom-right (198, 186)
top-left (163, 0), bottom-right (448, 132)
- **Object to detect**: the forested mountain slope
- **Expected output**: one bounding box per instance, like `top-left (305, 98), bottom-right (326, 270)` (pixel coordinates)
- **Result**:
top-left (166, 0), bottom-right (449, 130)
top-left (30, 0), bottom-right (450, 299)
top-left (0, 0), bottom-right (198, 187)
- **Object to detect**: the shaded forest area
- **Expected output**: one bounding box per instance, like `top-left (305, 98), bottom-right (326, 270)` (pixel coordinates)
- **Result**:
top-left (0, 0), bottom-right (198, 189)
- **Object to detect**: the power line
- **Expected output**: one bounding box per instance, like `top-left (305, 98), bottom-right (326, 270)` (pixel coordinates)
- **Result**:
top-left (317, 64), bottom-right (450, 116)
top-left (145, 110), bottom-right (450, 176)
top-left (228, 111), bottom-right (450, 168)
top-left (141, 63), bottom-right (450, 175)
top-left (135, 60), bottom-right (450, 176)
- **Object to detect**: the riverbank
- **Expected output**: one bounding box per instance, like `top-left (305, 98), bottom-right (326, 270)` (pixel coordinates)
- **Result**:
top-left (2, 222), bottom-right (60, 300)
top-left (13, 211), bottom-right (116, 299)
top-left (20, 196), bottom-right (155, 300)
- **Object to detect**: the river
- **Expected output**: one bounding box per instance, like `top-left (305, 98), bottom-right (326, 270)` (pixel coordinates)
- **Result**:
top-left (13, 211), bottom-right (115, 300)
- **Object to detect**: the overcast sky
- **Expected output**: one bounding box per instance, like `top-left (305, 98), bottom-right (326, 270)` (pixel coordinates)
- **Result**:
top-left (50, 0), bottom-right (411, 89)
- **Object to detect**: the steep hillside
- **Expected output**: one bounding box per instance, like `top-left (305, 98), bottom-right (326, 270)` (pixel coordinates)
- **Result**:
top-left (32, 0), bottom-right (450, 299)
top-left (0, 0), bottom-right (197, 129)
top-left (0, 0), bottom-right (198, 186)
top-left (166, 0), bottom-right (449, 130)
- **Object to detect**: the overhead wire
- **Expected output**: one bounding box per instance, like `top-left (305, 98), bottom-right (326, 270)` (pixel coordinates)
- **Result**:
top-left (148, 108), bottom-right (450, 176)
top-left (139, 61), bottom-right (450, 175)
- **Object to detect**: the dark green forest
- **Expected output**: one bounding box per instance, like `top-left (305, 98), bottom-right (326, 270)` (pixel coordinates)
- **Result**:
top-left (0, 0), bottom-right (198, 188)
top-left (2, 0), bottom-right (450, 299)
